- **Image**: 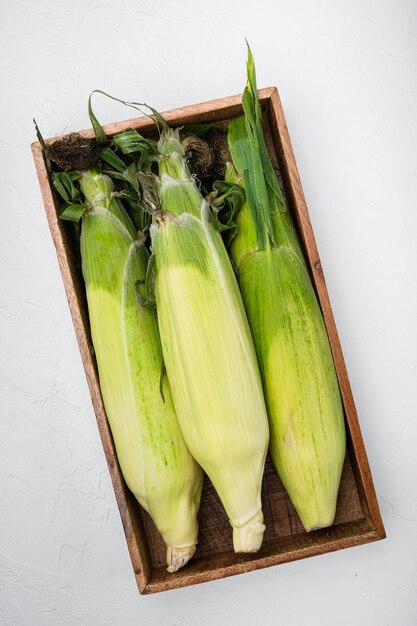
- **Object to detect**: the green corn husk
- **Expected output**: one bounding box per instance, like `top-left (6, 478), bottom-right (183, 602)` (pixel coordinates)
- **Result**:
top-left (150, 129), bottom-right (270, 553)
top-left (226, 47), bottom-right (346, 531)
top-left (76, 166), bottom-right (203, 572)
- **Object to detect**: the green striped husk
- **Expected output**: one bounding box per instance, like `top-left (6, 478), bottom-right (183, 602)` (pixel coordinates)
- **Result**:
top-left (151, 130), bottom-right (270, 553)
top-left (231, 231), bottom-right (346, 530)
top-left (226, 46), bottom-right (346, 531)
top-left (80, 168), bottom-right (203, 571)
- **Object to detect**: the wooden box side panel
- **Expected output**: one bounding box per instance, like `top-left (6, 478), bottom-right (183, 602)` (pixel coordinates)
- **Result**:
top-left (36, 89), bottom-right (275, 144)
top-left (145, 519), bottom-right (380, 594)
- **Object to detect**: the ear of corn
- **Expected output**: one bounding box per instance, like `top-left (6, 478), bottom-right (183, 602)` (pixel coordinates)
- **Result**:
top-left (226, 46), bottom-right (346, 531)
top-left (151, 129), bottom-right (270, 552)
top-left (79, 167), bottom-right (203, 571)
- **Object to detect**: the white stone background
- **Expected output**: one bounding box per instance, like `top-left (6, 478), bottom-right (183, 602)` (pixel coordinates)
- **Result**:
top-left (1, 0), bottom-right (416, 623)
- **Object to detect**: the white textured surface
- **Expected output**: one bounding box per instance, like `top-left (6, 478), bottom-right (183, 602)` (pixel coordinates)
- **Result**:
top-left (1, 0), bottom-right (416, 623)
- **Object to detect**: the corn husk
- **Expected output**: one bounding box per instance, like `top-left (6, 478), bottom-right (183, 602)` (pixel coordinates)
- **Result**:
top-left (79, 167), bottom-right (203, 571)
top-left (151, 130), bottom-right (270, 552)
top-left (226, 47), bottom-right (346, 531)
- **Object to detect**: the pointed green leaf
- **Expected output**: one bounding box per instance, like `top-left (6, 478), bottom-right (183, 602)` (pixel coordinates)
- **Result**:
top-left (99, 147), bottom-right (127, 173)
top-left (208, 179), bottom-right (245, 246)
top-left (228, 45), bottom-right (289, 250)
top-left (33, 119), bottom-right (52, 173)
top-left (88, 92), bottom-right (107, 145)
top-left (60, 203), bottom-right (87, 222)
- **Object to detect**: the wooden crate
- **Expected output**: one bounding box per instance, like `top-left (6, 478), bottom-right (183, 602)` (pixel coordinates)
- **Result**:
top-left (31, 87), bottom-right (385, 594)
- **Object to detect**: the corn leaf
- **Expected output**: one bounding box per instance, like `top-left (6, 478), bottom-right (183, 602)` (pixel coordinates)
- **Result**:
top-left (60, 203), bottom-right (87, 222)
top-left (99, 147), bottom-right (127, 173)
top-left (52, 171), bottom-right (81, 203)
top-left (208, 179), bottom-right (245, 246)
top-left (33, 119), bottom-right (52, 173)
top-left (228, 44), bottom-right (290, 250)
top-left (112, 129), bottom-right (157, 162)
top-left (88, 90), bottom-right (169, 139)
top-left (88, 92), bottom-right (107, 145)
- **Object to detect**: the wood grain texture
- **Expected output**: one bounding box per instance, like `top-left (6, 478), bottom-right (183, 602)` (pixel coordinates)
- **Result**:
top-left (32, 87), bottom-right (385, 595)
top-left (143, 519), bottom-right (378, 595)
